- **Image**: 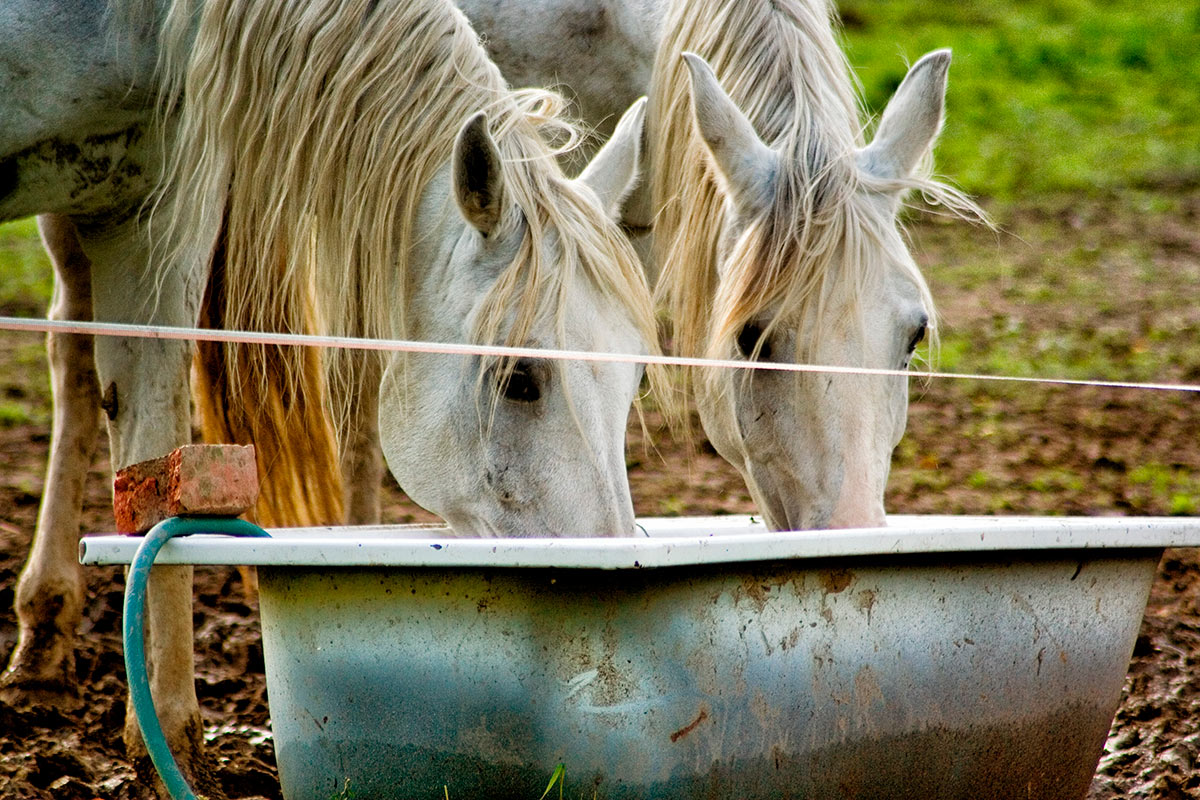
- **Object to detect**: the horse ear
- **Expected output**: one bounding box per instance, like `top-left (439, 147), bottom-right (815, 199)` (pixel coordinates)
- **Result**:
top-left (858, 49), bottom-right (951, 181)
top-left (577, 97), bottom-right (646, 219)
top-left (682, 52), bottom-right (777, 220)
top-left (453, 112), bottom-right (505, 236)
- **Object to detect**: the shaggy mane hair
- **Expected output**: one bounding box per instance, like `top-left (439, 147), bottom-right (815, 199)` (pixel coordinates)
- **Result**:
top-left (120, 0), bottom-right (659, 524)
top-left (647, 0), bottom-right (979, 395)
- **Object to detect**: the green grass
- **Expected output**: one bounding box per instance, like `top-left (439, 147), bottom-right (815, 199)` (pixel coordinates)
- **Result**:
top-left (0, 218), bottom-right (52, 315)
top-left (0, 402), bottom-right (34, 427)
top-left (659, 495), bottom-right (686, 516)
top-left (840, 0), bottom-right (1200, 203)
top-left (438, 764), bottom-right (568, 800)
top-left (1029, 467), bottom-right (1086, 493)
top-left (966, 470), bottom-right (992, 489)
top-left (0, 220), bottom-right (55, 426)
top-left (933, 325), bottom-right (1172, 386)
top-left (1126, 464), bottom-right (1200, 516)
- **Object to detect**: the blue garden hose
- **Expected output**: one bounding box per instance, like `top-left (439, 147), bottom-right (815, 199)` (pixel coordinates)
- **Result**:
top-left (123, 516), bottom-right (271, 800)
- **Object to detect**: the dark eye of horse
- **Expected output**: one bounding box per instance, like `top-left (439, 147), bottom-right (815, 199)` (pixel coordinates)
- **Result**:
top-left (903, 321), bottom-right (928, 367)
top-left (501, 362), bottom-right (541, 403)
top-left (736, 324), bottom-right (772, 361)
top-left (907, 322), bottom-right (928, 355)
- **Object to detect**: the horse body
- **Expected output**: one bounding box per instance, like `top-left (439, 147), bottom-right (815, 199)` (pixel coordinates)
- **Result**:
top-left (2, 31), bottom-right (207, 800)
top-left (458, 0), bottom-right (661, 144)
top-left (3, 0), bottom-right (655, 791)
top-left (2, 10), bottom-right (204, 769)
top-left (0, 1), bottom-right (157, 220)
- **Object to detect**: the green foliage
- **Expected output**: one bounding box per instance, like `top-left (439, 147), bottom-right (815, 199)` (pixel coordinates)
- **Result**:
top-left (0, 402), bottom-right (34, 427)
top-left (537, 764), bottom-right (567, 800)
top-left (660, 496), bottom-right (686, 516)
top-left (840, 0), bottom-right (1200, 202)
top-left (0, 218), bottom-right (52, 315)
top-left (1129, 463), bottom-right (1200, 515)
top-left (966, 470), bottom-right (992, 489)
top-left (442, 765), bottom-right (569, 800)
top-left (935, 323), bottom-right (1171, 388)
top-left (1029, 468), bottom-right (1085, 493)
top-left (1170, 494), bottom-right (1198, 516)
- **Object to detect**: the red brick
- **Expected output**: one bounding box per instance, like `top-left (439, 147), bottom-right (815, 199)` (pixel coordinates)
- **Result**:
top-left (113, 444), bottom-right (259, 533)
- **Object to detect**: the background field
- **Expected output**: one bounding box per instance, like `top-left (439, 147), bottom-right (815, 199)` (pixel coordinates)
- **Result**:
top-left (1, 0), bottom-right (1198, 797)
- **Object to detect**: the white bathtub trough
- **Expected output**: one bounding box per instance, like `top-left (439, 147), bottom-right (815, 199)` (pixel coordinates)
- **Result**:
top-left (81, 514), bottom-right (1200, 800)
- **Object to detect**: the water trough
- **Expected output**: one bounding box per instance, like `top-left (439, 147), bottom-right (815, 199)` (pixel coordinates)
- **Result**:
top-left (81, 515), bottom-right (1200, 799)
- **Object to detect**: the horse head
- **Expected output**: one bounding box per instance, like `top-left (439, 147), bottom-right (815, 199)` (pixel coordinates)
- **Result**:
top-left (380, 98), bottom-right (655, 537)
top-left (680, 50), bottom-right (954, 530)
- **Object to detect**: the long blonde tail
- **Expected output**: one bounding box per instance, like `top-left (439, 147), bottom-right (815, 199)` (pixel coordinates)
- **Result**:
top-left (191, 226), bottom-right (345, 528)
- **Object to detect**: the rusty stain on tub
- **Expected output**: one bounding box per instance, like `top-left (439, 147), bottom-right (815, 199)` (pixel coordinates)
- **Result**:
top-left (670, 706), bottom-right (710, 743)
top-left (856, 589), bottom-right (877, 623)
top-left (853, 665), bottom-right (883, 713)
top-left (733, 576), bottom-right (771, 612)
top-left (820, 569), bottom-right (854, 595)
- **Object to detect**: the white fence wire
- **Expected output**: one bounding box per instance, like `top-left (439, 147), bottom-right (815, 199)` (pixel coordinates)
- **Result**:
top-left (1, 315), bottom-right (1198, 394)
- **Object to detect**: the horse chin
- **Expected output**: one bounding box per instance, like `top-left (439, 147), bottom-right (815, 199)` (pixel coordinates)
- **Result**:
top-left (440, 502), bottom-right (636, 539)
top-left (436, 502), bottom-right (536, 538)
top-left (741, 472), bottom-right (825, 532)
top-left (766, 504), bottom-right (831, 533)
top-left (827, 505), bottom-right (887, 530)
top-left (734, 449), bottom-right (832, 532)
top-left (827, 455), bottom-right (890, 529)
top-left (761, 482), bottom-right (887, 531)
top-left (438, 512), bottom-right (502, 538)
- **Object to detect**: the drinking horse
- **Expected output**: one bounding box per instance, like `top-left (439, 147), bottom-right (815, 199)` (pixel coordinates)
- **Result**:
top-left (0, 0), bottom-right (656, 791)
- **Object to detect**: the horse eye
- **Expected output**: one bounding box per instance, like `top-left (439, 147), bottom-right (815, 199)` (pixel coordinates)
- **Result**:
top-left (907, 321), bottom-right (928, 354)
top-left (736, 324), bottom-right (772, 361)
top-left (500, 362), bottom-right (541, 403)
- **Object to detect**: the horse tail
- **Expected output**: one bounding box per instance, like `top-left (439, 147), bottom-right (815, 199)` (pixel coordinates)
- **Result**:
top-left (192, 221), bottom-right (345, 528)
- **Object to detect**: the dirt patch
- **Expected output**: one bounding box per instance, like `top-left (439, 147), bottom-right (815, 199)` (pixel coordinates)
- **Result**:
top-left (1, 203), bottom-right (1198, 798)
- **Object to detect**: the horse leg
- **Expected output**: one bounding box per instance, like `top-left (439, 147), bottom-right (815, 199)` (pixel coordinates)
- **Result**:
top-left (0, 214), bottom-right (101, 708)
top-left (336, 352), bottom-right (383, 525)
top-left (79, 216), bottom-right (224, 799)
top-left (342, 401), bottom-right (383, 524)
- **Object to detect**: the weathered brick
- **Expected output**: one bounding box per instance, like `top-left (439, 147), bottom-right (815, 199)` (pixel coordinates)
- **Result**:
top-left (113, 444), bottom-right (259, 533)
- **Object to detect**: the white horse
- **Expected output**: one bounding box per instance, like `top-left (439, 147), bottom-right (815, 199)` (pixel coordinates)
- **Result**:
top-left (1, 0), bottom-right (655, 792)
top-left (458, 0), bottom-right (661, 145)
top-left (463, 0), bottom-right (979, 531)
top-left (647, 0), bottom-right (981, 530)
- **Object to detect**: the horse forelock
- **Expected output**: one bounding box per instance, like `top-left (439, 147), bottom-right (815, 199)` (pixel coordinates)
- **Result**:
top-left (708, 166), bottom-right (925, 357)
top-left (151, 0), bottom-right (658, 421)
top-left (649, 0), bottom-right (972, 381)
top-left (650, 0), bottom-right (860, 358)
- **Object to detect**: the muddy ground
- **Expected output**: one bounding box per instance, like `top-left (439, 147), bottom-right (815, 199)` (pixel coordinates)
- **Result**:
top-left (1, 201), bottom-right (1199, 798)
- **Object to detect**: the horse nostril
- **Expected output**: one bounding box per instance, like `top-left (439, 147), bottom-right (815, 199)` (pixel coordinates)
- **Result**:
top-left (484, 466), bottom-right (514, 502)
